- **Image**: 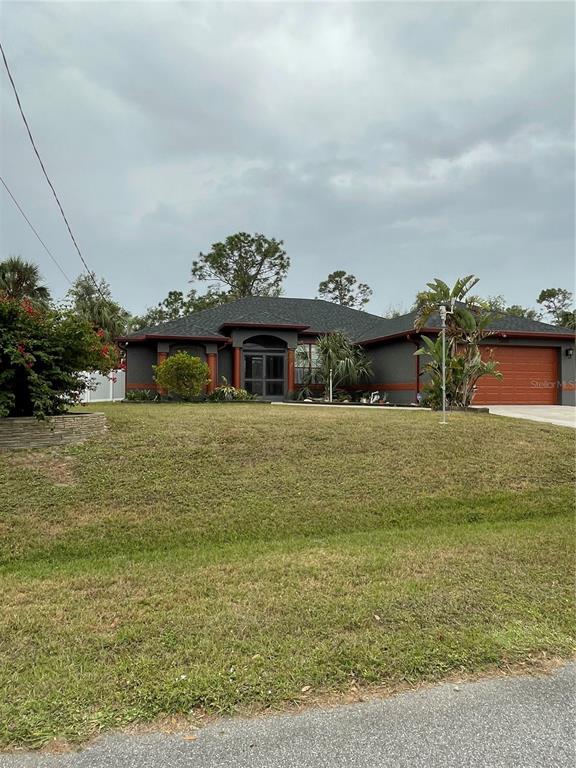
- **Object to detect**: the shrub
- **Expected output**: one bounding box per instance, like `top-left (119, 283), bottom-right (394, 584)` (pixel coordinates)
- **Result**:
top-left (124, 389), bottom-right (158, 402)
top-left (208, 377), bottom-right (253, 401)
top-left (0, 297), bottom-right (119, 419)
top-left (153, 352), bottom-right (210, 401)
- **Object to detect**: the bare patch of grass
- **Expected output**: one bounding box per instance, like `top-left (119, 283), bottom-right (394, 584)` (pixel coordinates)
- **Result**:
top-left (6, 450), bottom-right (76, 487)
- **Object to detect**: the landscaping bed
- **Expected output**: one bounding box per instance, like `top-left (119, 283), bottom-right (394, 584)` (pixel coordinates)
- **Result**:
top-left (0, 403), bottom-right (573, 749)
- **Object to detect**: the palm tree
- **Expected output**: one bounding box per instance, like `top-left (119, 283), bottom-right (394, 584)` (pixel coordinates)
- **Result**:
top-left (297, 331), bottom-right (372, 399)
top-left (67, 272), bottom-right (130, 340)
top-left (415, 333), bottom-right (501, 408)
top-left (414, 275), bottom-right (481, 337)
top-left (0, 256), bottom-right (51, 305)
top-left (414, 275), bottom-right (501, 408)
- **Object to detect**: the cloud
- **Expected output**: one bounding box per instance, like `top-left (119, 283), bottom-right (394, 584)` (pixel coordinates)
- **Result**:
top-left (0, 1), bottom-right (573, 314)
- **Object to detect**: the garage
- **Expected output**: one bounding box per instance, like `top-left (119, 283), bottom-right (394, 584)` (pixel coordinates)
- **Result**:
top-left (473, 345), bottom-right (559, 405)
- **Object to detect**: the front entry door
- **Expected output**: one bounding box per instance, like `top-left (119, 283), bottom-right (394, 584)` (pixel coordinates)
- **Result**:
top-left (244, 353), bottom-right (285, 398)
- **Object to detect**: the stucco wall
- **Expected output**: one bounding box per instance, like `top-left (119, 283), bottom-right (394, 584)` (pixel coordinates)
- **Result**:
top-left (169, 343), bottom-right (207, 360)
top-left (231, 329), bottom-right (298, 348)
top-left (560, 345), bottom-right (575, 406)
top-left (365, 340), bottom-right (419, 405)
top-left (218, 347), bottom-right (233, 384)
top-left (126, 344), bottom-right (157, 388)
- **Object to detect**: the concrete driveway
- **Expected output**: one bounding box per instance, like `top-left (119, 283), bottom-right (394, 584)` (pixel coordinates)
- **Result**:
top-left (487, 405), bottom-right (576, 428)
top-left (2, 664), bottom-right (574, 768)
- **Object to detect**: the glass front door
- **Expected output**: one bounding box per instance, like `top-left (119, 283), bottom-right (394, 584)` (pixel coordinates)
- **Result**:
top-left (244, 353), bottom-right (285, 397)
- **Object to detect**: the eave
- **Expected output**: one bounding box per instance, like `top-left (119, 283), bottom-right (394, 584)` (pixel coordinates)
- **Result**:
top-left (359, 329), bottom-right (435, 346)
top-left (359, 328), bottom-right (575, 346)
top-left (485, 330), bottom-right (575, 340)
top-left (117, 333), bottom-right (229, 344)
top-left (218, 321), bottom-right (310, 332)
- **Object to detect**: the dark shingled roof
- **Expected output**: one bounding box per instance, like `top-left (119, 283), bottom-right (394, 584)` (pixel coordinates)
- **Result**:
top-left (357, 308), bottom-right (576, 342)
top-left (124, 297), bottom-right (388, 341)
top-left (122, 296), bottom-right (576, 343)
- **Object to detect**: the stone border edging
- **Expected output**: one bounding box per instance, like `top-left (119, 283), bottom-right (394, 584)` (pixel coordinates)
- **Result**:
top-left (0, 412), bottom-right (107, 450)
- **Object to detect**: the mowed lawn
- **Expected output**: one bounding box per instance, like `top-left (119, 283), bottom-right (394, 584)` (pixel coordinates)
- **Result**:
top-left (0, 404), bottom-right (574, 749)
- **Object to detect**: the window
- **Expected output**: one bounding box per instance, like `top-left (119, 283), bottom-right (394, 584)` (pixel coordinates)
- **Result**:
top-left (295, 343), bottom-right (320, 384)
top-left (266, 381), bottom-right (284, 396)
top-left (245, 355), bottom-right (263, 380)
top-left (266, 355), bottom-right (284, 379)
top-left (244, 352), bottom-right (285, 397)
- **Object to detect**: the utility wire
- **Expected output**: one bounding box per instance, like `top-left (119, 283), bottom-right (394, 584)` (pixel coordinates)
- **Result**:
top-left (0, 173), bottom-right (73, 286)
top-left (0, 40), bottom-right (105, 299)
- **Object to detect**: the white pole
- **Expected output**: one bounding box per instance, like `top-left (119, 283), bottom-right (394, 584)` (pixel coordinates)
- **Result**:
top-left (329, 367), bottom-right (333, 403)
top-left (440, 305), bottom-right (447, 425)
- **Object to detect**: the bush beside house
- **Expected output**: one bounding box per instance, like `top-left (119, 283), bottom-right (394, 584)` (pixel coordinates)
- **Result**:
top-left (153, 351), bottom-right (211, 401)
top-left (0, 297), bottom-right (119, 419)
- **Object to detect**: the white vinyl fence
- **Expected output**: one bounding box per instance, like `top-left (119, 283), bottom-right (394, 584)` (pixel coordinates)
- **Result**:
top-left (80, 370), bottom-right (126, 403)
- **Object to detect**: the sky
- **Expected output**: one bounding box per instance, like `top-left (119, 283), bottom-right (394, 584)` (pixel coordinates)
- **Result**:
top-left (0, 1), bottom-right (574, 316)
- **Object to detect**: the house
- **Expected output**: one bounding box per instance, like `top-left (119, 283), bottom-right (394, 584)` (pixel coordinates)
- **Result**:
top-left (118, 296), bottom-right (576, 405)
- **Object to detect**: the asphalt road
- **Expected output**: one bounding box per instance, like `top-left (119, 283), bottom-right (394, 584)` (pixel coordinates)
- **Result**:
top-left (2, 664), bottom-right (574, 768)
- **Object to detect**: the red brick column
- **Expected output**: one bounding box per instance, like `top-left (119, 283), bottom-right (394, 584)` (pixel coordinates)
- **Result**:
top-left (206, 352), bottom-right (217, 393)
top-left (287, 348), bottom-right (295, 395)
top-left (233, 347), bottom-right (241, 388)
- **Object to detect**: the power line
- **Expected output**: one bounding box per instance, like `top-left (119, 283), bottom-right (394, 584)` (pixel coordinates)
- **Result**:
top-left (0, 173), bottom-right (73, 286)
top-left (0, 40), bottom-right (104, 298)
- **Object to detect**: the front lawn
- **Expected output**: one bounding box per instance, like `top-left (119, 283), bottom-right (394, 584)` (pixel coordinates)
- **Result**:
top-left (0, 404), bottom-right (574, 748)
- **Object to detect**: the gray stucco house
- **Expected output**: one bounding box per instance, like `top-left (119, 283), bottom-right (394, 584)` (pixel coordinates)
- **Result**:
top-left (118, 296), bottom-right (575, 406)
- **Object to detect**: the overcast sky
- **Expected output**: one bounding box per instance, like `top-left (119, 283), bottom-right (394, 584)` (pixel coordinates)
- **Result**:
top-left (1, 1), bottom-right (574, 315)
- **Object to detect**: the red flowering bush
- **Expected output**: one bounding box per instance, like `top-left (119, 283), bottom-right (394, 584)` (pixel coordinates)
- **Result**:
top-left (0, 297), bottom-right (121, 418)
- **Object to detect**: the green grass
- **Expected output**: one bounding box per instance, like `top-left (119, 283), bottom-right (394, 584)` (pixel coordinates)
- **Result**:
top-left (0, 403), bottom-right (574, 748)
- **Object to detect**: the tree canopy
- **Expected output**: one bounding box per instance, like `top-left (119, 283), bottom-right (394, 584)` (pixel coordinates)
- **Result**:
top-left (131, 288), bottom-right (226, 331)
top-left (191, 232), bottom-right (289, 298)
top-left (0, 256), bottom-right (51, 307)
top-left (0, 296), bottom-right (119, 418)
top-left (484, 295), bottom-right (541, 321)
top-left (317, 270), bottom-right (372, 309)
top-left (67, 273), bottom-right (130, 341)
top-left (537, 288), bottom-right (575, 329)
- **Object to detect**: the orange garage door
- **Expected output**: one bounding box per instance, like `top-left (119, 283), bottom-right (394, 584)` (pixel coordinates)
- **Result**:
top-left (474, 346), bottom-right (559, 405)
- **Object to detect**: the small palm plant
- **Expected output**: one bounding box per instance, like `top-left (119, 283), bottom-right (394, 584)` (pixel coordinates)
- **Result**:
top-left (298, 331), bottom-right (372, 400)
top-left (208, 377), bottom-right (253, 401)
